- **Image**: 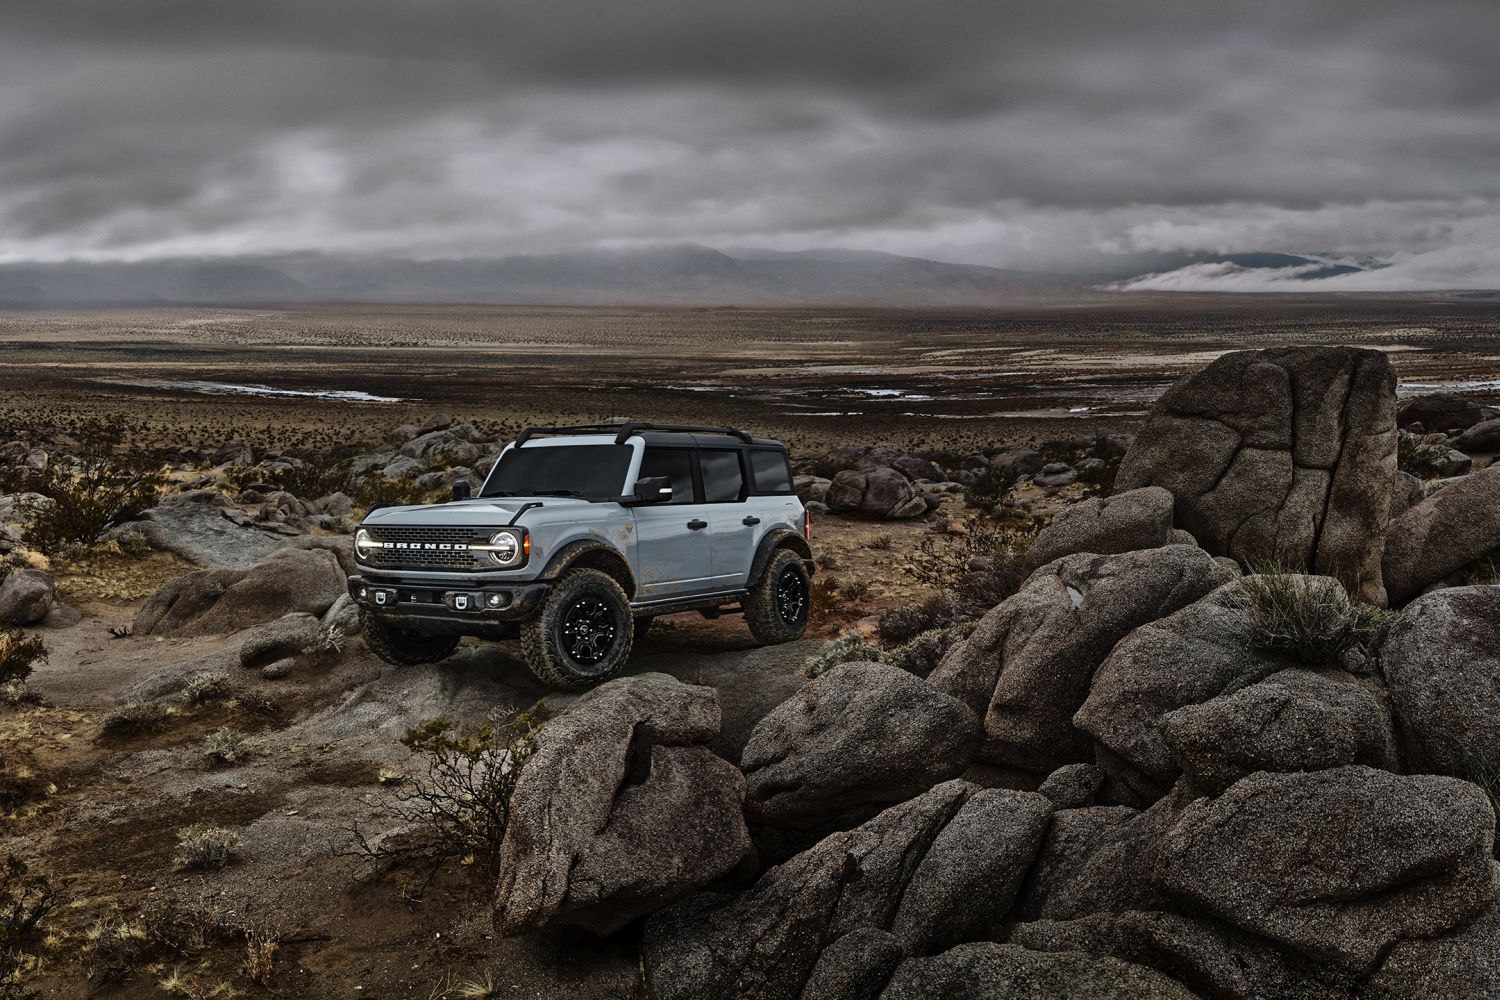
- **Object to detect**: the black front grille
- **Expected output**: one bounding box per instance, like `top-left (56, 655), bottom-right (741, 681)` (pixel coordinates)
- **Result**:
top-left (368, 526), bottom-right (487, 571)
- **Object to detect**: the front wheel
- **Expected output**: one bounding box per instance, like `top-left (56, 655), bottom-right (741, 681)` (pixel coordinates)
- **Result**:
top-left (746, 548), bottom-right (812, 645)
top-left (520, 569), bottom-right (634, 689)
top-left (362, 612), bottom-right (461, 666)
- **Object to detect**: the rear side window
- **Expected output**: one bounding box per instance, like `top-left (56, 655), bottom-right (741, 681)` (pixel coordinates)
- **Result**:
top-left (638, 448), bottom-right (696, 504)
top-left (700, 450), bottom-right (745, 503)
top-left (750, 449), bottom-right (793, 494)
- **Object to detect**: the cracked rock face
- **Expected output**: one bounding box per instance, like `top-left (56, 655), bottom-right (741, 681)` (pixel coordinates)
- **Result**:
top-left (1155, 766), bottom-right (1496, 974)
top-left (1116, 347), bottom-right (1397, 604)
top-left (928, 545), bottom-right (1235, 773)
top-left (741, 661), bottom-right (980, 830)
top-left (1381, 464), bottom-right (1500, 604)
top-left (641, 780), bottom-right (1053, 1000)
top-left (494, 673), bottom-right (751, 937)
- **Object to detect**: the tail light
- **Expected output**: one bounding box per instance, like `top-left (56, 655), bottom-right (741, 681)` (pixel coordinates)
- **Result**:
top-left (803, 508), bottom-right (812, 542)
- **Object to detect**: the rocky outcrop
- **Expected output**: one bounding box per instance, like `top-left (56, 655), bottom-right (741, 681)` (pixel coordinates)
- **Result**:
top-left (1382, 586), bottom-right (1500, 778)
top-left (1382, 464), bottom-right (1500, 603)
top-left (928, 545), bottom-right (1235, 772)
top-left (1075, 582), bottom-right (1297, 803)
top-left (133, 547), bottom-right (344, 636)
top-left (1159, 668), bottom-right (1399, 795)
top-left (1026, 486), bottom-right (1175, 567)
top-left (1116, 347), bottom-right (1397, 603)
top-left (495, 674), bottom-right (750, 936)
top-left (741, 662), bottom-right (980, 830)
top-left (238, 612), bottom-right (321, 670)
top-left (880, 942), bottom-right (1197, 1000)
top-left (826, 467), bottom-right (929, 519)
top-left (641, 781), bottom-right (1053, 999)
top-left (0, 568), bottom-right (54, 626)
top-left (122, 489), bottom-right (290, 568)
top-left (1156, 767), bottom-right (1495, 974)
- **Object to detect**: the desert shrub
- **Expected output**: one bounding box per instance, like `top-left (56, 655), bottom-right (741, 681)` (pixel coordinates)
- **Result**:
top-left (346, 712), bottom-right (544, 874)
top-left (963, 466), bottom-right (1014, 513)
top-left (802, 636), bottom-right (890, 679)
top-left (242, 922), bottom-right (279, 987)
top-left (20, 417), bottom-right (168, 554)
top-left (1237, 571), bottom-right (1395, 664)
top-left (102, 701), bottom-right (167, 734)
top-left (908, 520), bottom-right (1037, 620)
top-left (182, 674), bottom-right (237, 705)
top-left (877, 592), bottom-right (960, 646)
top-left (82, 917), bottom-right (152, 985)
top-left (173, 825), bottom-right (242, 871)
top-left (0, 631), bottom-right (46, 688)
top-left (886, 619), bottom-right (978, 677)
top-left (202, 728), bottom-right (258, 768)
top-left (1, 855), bottom-right (60, 1000)
top-left (234, 458), bottom-right (352, 501)
top-left (86, 902), bottom-right (240, 987)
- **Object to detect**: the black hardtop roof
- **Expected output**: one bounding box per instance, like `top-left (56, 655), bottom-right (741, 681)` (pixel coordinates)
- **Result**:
top-left (514, 421), bottom-right (785, 450)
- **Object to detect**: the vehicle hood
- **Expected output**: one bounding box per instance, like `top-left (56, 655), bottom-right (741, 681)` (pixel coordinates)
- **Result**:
top-left (360, 497), bottom-right (595, 528)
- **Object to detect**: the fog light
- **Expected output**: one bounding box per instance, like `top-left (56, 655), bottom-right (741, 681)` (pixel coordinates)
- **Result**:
top-left (359, 587), bottom-right (368, 599)
top-left (487, 594), bottom-right (503, 608)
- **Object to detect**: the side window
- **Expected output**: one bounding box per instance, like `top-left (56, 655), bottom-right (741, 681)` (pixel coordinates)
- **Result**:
top-left (750, 449), bottom-right (793, 494)
top-left (699, 449), bottom-right (745, 503)
top-left (637, 448), bottom-right (696, 504)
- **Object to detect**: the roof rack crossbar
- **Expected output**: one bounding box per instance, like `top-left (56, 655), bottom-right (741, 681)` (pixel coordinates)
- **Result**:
top-left (514, 422), bottom-right (754, 447)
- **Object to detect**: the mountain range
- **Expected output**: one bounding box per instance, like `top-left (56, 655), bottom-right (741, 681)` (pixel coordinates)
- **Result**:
top-left (0, 246), bottom-right (1369, 307)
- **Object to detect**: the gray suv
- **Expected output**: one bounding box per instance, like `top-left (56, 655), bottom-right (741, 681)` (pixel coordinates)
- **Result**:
top-left (348, 422), bottom-right (814, 688)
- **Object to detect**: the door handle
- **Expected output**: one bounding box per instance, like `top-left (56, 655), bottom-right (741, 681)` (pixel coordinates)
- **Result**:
top-left (742, 516), bottom-right (761, 526)
top-left (687, 519), bottom-right (708, 530)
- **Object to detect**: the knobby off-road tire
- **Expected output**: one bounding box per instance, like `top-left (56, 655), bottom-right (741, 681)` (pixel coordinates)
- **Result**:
top-left (520, 568), bottom-right (635, 690)
top-left (746, 547), bottom-right (812, 645)
top-left (362, 611), bottom-right (461, 666)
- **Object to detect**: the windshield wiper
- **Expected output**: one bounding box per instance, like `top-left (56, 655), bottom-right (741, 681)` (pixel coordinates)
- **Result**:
top-left (484, 490), bottom-right (519, 497)
top-left (533, 489), bottom-right (583, 497)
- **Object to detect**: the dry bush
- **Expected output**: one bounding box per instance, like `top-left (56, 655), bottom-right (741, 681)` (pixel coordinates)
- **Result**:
top-left (1237, 571), bottom-right (1395, 664)
top-left (0, 632), bottom-right (46, 688)
top-left (907, 519), bottom-right (1039, 621)
top-left (802, 636), bottom-right (890, 679)
top-left (183, 674), bottom-right (237, 706)
top-left (345, 711), bottom-right (545, 875)
top-left (1, 855), bottom-right (60, 1000)
top-left (202, 728), bottom-right (258, 768)
top-left (101, 701), bottom-right (167, 735)
top-left (173, 826), bottom-right (242, 871)
top-left (242, 922), bottom-right (278, 987)
top-left (352, 475), bottom-right (430, 511)
top-left (20, 417), bottom-right (167, 554)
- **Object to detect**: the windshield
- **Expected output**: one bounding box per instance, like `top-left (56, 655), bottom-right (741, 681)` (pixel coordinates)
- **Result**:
top-left (481, 444), bottom-right (633, 501)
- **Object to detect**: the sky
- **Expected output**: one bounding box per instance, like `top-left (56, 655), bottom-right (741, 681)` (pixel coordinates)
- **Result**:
top-left (2, 1), bottom-right (1498, 289)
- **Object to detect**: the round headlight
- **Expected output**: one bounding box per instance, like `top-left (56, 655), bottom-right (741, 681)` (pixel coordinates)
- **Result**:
top-left (488, 530), bottom-right (521, 566)
top-left (354, 528), bottom-right (375, 560)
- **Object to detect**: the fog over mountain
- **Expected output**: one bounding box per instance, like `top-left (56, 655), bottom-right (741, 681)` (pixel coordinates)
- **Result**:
top-left (1, 2), bottom-right (1497, 293)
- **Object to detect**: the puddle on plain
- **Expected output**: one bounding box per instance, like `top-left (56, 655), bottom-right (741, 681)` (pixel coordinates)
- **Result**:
top-left (94, 378), bottom-right (405, 403)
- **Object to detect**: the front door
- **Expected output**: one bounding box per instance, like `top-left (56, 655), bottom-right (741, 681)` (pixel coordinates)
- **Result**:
top-left (630, 447), bottom-right (716, 600)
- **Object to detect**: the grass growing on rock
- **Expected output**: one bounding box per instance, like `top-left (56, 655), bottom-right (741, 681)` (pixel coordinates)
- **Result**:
top-left (1237, 570), bottom-right (1396, 664)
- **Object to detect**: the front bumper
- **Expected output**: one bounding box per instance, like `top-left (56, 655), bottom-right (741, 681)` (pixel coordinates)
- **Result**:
top-left (348, 574), bottom-right (550, 626)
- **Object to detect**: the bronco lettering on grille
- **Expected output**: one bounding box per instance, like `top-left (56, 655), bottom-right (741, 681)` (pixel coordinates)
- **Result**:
top-left (388, 542), bottom-right (469, 550)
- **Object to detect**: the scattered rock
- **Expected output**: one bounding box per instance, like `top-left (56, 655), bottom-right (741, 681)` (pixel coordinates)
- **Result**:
top-left (1033, 462), bottom-right (1078, 487)
top-left (928, 546), bottom-right (1235, 772)
top-left (741, 662), bottom-right (980, 830)
top-left (1397, 392), bottom-right (1483, 433)
top-left (1156, 766), bottom-right (1496, 973)
top-left (1382, 586), bottom-right (1500, 778)
top-left (495, 674), bottom-right (751, 936)
top-left (793, 475), bottom-right (832, 506)
top-left (133, 548), bottom-right (344, 636)
top-left (1116, 346), bottom-right (1397, 603)
top-left (1026, 486), bottom-right (1175, 567)
top-left (260, 658), bottom-right (297, 679)
top-left (826, 467), bottom-right (928, 519)
top-left (986, 448), bottom-right (1045, 487)
top-left (1382, 464), bottom-right (1500, 603)
top-left (0, 568), bottom-right (54, 626)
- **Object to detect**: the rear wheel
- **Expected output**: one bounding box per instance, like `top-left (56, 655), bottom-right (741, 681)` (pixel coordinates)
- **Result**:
top-left (746, 548), bottom-right (811, 645)
top-left (362, 612), bottom-right (461, 666)
top-left (520, 569), bottom-right (634, 689)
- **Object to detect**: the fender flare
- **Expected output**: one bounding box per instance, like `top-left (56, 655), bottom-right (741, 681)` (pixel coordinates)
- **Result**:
top-left (540, 538), bottom-right (638, 597)
top-left (748, 528), bottom-right (814, 587)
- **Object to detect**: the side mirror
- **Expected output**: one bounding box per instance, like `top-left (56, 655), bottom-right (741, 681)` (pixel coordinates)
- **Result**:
top-left (451, 480), bottom-right (472, 502)
top-left (632, 476), bottom-right (673, 504)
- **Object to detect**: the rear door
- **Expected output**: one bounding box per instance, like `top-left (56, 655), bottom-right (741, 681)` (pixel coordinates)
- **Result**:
top-left (699, 448), bottom-right (758, 590)
top-left (630, 446), bottom-right (718, 600)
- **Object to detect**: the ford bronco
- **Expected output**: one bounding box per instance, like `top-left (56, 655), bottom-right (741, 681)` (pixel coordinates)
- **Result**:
top-left (347, 422), bottom-right (814, 688)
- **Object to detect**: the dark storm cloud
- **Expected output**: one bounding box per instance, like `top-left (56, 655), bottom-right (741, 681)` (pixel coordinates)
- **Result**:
top-left (2, 1), bottom-right (1498, 286)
